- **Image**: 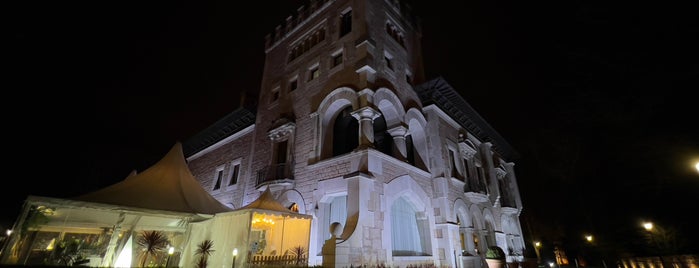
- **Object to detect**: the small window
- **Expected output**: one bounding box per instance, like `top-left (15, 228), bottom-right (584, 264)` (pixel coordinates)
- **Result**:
top-left (309, 66), bottom-right (320, 81)
top-left (290, 79), bottom-right (298, 91)
top-left (228, 163), bottom-right (240, 186)
top-left (332, 53), bottom-right (343, 67)
top-left (213, 169), bottom-right (224, 190)
top-left (340, 9), bottom-right (352, 37)
top-left (385, 56), bottom-right (393, 71)
top-left (271, 87), bottom-right (280, 102)
top-left (288, 203), bottom-right (299, 212)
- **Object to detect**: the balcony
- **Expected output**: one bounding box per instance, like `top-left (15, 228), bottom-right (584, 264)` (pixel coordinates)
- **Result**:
top-left (256, 163), bottom-right (294, 191)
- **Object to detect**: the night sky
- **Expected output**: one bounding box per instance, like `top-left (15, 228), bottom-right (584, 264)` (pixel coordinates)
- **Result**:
top-left (7, 0), bottom-right (698, 259)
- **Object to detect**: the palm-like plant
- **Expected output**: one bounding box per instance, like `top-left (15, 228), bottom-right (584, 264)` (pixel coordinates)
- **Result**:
top-left (136, 230), bottom-right (169, 267)
top-left (290, 245), bottom-right (306, 265)
top-left (195, 239), bottom-right (215, 268)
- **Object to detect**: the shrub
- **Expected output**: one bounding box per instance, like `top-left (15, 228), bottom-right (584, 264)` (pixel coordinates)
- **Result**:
top-left (485, 246), bottom-right (506, 260)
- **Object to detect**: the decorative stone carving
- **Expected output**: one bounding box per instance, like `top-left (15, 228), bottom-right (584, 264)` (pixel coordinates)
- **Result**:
top-left (268, 122), bottom-right (296, 142)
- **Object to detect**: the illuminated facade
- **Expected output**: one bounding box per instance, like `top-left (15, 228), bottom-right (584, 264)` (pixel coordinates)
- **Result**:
top-left (184, 0), bottom-right (526, 267)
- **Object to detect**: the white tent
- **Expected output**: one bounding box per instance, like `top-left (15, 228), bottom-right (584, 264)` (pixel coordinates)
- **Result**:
top-left (75, 142), bottom-right (232, 215)
top-left (181, 189), bottom-right (312, 268)
top-left (0, 142), bottom-right (232, 267)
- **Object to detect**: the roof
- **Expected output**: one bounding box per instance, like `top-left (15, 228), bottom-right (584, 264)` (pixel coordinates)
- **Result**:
top-left (226, 188), bottom-right (311, 219)
top-left (183, 107), bottom-right (256, 157)
top-left (238, 188), bottom-right (295, 213)
top-left (75, 142), bottom-right (233, 215)
top-left (414, 77), bottom-right (519, 160)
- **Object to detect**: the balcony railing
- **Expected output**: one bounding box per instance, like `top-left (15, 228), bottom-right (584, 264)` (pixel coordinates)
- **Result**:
top-left (465, 176), bottom-right (486, 194)
top-left (256, 163), bottom-right (294, 189)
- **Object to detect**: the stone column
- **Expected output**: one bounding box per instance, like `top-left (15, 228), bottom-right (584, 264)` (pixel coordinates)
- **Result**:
top-left (387, 125), bottom-right (408, 161)
top-left (351, 106), bottom-right (380, 150)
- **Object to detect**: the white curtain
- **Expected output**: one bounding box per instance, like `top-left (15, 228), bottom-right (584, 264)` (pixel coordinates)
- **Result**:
top-left (391, 197), bottom-right (422, 254)
top-left (329, 195), bottom-right (347, 227)
top-left (322, 195), bottom-right (347, 241)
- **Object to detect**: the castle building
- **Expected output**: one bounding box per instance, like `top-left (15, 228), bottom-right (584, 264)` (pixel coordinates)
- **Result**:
top-left (183, 0), bottom-right (526, 267)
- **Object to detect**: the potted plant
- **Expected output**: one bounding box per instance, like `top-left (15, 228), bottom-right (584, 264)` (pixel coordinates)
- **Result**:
top-left (485, 246), bottom-right (507, 268)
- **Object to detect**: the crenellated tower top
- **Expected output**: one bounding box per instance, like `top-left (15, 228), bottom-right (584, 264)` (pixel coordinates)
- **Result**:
top-left (264, 0), bottom-right (419, 51)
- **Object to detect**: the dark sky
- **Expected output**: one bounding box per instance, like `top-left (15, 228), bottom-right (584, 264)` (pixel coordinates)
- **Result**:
top-left (7, 0), bottom-right (698, 257)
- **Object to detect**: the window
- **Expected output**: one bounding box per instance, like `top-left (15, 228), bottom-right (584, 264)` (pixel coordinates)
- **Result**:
top-left (332, 52), bottom-right (343, 67)
top-left (385, 53), bottom-right (394, 71)
top-left (332, 106), bottom-right (358, 156)
top-left (308, 65), bottom-right (320, 81)
top-left (323, 195), bottom-right (347, 240)
top-left (213, 169), bottom-right (224, 190)
top-left (288, 203), bottom-right (299, 212)
top-left (449, 149), bottom-right (459, 179)
top-left (340, 9), bottom-right (352, 37)
top-left (289, 78), bottom-right (298, 91)
top-left (271, 87), bottom-right (280, 102)
top-left (391, 196), bottom-right (431, 256)
top-left (228, 163), bottom-right (240, 186)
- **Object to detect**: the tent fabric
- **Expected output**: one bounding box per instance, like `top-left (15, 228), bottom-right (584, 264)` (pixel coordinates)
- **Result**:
top-left (237, 188), bottom-right (297, 214)
top-left (75, 142), bottom-right (233, 215)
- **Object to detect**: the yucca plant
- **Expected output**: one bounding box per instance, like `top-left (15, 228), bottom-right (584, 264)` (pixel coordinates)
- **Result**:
top-left (195, 239), bottom-right (215, 268)
top-left (136, 230), bottom-right (169, 267)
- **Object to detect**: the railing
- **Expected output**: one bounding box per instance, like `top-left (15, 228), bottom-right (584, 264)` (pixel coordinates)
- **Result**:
top-left (465, 176), bottom-right (487, 194)
top-left (256, 163), bottom-right (294, 188)
top-left (248, 254), bottom-right (307, 267)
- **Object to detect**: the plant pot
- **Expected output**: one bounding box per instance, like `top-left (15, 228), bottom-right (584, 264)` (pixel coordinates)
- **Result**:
top-left (486, 258), bottom-right (507, 268)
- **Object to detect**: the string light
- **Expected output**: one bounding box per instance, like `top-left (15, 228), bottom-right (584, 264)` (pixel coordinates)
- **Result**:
top-left (252, 215), bottom-right (275, 229)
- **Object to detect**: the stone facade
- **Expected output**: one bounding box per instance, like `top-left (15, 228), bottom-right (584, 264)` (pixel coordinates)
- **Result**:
top-left (185, 0), bottom-right (526, 267)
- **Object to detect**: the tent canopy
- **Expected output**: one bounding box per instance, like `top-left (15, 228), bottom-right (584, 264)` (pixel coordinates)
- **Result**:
top-left (75, 142), bottom-right (232, 215)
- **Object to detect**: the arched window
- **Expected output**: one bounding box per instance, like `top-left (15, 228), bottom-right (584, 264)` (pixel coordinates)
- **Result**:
top-left (373, 115), bottom-right (392, 156)
top-left (288, 203), bottom-right (299, 213)
top-left (332, 106), bottom-right (358, 156)
top-left (391, 196), bottom-right (430, 256)
top-left (316, 195), bottom-right (347, 255)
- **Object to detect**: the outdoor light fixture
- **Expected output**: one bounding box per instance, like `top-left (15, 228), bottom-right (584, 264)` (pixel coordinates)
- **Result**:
top-left (232, 248), bottom-right (238, 268)
top-left (166, 246), bottom-right (174, 267)
top-left (549, 262), bottom-right (555, 268)
top-left (643, 221), bottom-right (653, 231)
top-left (585, 234), bottom-right (593, 242)
top-left (695, 162), bottom-right (699, 173)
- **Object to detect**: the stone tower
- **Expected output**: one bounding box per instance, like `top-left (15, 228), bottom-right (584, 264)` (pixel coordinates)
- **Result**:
top-left (185, 0), bottom-right (526, 267)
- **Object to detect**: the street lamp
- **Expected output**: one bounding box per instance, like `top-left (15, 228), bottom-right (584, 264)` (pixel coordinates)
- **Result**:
top-left (694, 162), bottom-right (699, 173)
top-left (534, 241), bottom-right (542, 264)
top-left (585, 235), bottom-right (593, 243)
top-left (643, 221), bottom-right (653, 231)
top-left (166, 246), bottom-right (174, 267)
top-left (232, 248), bottom-right (238, 268)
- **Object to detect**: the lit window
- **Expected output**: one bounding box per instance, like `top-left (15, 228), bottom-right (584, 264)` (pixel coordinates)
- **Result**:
top-left (309, 66), bottom-right (320, 81)
top-left (288, 203), bottom-right (299, 212)
top-left (391, 196), bottom-right (431, 256)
